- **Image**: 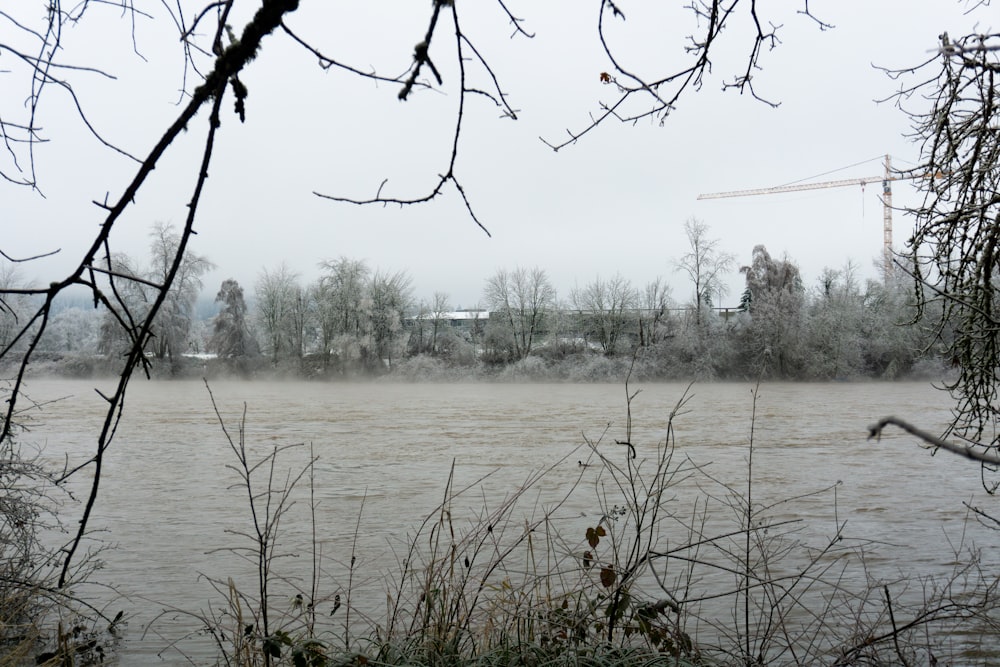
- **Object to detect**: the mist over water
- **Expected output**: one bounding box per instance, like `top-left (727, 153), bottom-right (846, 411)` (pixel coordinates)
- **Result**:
top-left (21, 379), bottom-right (996, 662)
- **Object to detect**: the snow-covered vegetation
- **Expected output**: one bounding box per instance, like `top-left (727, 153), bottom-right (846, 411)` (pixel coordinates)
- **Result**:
top-left (5, 226), bottom-right (941, 382)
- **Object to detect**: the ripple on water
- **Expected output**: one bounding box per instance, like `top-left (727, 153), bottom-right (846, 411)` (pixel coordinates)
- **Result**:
top-left (18, 378), bottom-right (997, 663)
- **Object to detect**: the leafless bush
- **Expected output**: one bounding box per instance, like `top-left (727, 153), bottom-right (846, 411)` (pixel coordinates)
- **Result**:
top-left (0, 386), bottom-right (121, 665)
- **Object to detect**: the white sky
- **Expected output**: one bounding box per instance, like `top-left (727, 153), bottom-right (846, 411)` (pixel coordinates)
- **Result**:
top-left (3, 1), bottom-right (990, 309)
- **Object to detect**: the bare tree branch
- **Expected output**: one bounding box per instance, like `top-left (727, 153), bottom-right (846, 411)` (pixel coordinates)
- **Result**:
top-left (314, 1), bottom-right (493, 237)
top-left (0, 0), bottom-right (306, 586)
top-left (886, 31), bottom-right (1000, 476)
top-left (868, 416), bottom-right (1000, 467)
top-left (281, 23), bottom-right (415, 86)
top-left (0, 248), bottom-right (60, 263)
top-left (542, 1), bottom-right (830, 152)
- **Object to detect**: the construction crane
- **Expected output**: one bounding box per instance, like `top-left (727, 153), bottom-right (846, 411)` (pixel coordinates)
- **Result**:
top-left (698, 154), bottom-right (897, 276)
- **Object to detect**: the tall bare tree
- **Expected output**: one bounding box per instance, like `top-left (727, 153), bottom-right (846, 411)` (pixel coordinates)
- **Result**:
top-left (676, 218), bottom-right (735, 328)
top-left (96, 253), bottom-right (150, 359)
top-left (429, 292), bottom-right (453, 356)
top-left (365, 269), bottom-right (413, 370)
top-left (0, 264), bottom-right (31, 353)
top-left (571, 273), bottom-right (637, 356)
top-left (147, 223), bottom-right (215, 369)
top-left (314, 257), bottom-right (370, 370)
top-left (95, 226), bottom-right (213, 372)
top-left (483, 266), bottom-right (555, 361)
top-left (637, 277), bottom-right (673, 347)
top-left (255, 264), bottom-right (305, 364)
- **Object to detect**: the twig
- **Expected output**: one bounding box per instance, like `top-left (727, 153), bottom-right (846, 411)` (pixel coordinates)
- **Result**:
top-left (868, 416), bottom-right (1000, 466)
top-left (884, 585), bottom-right (911, 667)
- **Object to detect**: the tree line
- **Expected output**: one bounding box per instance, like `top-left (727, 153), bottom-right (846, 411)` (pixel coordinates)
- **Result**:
top-left (10, 219), bottom-right (938, 382)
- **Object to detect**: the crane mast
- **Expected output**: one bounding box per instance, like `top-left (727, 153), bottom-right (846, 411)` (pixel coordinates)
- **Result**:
top-left (698, 155), bottom-right (895, 276)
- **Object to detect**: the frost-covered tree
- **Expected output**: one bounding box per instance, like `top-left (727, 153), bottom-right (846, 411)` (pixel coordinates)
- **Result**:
top-left (429, 292), bottom-right (452, 356)
top-left (314, 257), bottom-right (370, 369)
top-left (571, 273), bottom-right (636, 356)
top-left (411, 291), bottom-right (453, 356)
top-left (803, 263), bottom-right (867, 379)
top-left (0, 265), bottom-right (31, 353)
top-left (97, 253), bottom-right (151, 359)
top-left (676, 218), bottom-right (735, 329)
top-left (286, 284), bottom-right (311, 362)
top-left (255, 264), bottom-right (305, 364)
top-left (409, 299), bottom-right (432, 356)
top-left (483, 267), bottom-right (555, 361)
top-left (39, 307), bottom-right (101, 355)
top-left (146, 222), bottom-right (215, 370)
top-left (858, 270), bottom-right (927, 379)
top-left (210, 279), bottom-right (256, 363)
top-left (364, 269), bottom-right (412, 370)
top-left (670, 220), bottom-right (736, 377)
top-left (637, 277), bottom-right (673, 348)
top-left (95, 226), bottom-right (213, 372)
top-left (738, 245), bottom-right (805, 377)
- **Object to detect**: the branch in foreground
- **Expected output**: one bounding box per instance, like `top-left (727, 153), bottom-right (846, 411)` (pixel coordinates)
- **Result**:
top-left (542, 1), bottom-right (831, 152)
top-left (868, 416), bottom-right (1000, 467)
top-left (314, 2), bottom-right (492, 238)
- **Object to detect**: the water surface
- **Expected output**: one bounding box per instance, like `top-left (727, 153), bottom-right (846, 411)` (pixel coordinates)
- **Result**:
top-left (19, 379), bottom-right (995, 662)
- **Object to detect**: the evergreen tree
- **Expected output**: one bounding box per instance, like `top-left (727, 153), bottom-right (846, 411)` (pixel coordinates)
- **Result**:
top-left (210, 279), bottom-right (256, 363)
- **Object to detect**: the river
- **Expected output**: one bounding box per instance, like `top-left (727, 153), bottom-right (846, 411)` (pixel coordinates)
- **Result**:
top-left (15, 378), bottom-right (1000, 663)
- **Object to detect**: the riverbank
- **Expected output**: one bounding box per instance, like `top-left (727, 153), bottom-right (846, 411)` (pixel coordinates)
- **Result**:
top-left (10, 348), bottom-right (952, 384)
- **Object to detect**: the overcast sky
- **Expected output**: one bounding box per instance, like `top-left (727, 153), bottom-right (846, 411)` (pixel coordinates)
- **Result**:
top-left (3, 1), bottom-right (990, 309)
